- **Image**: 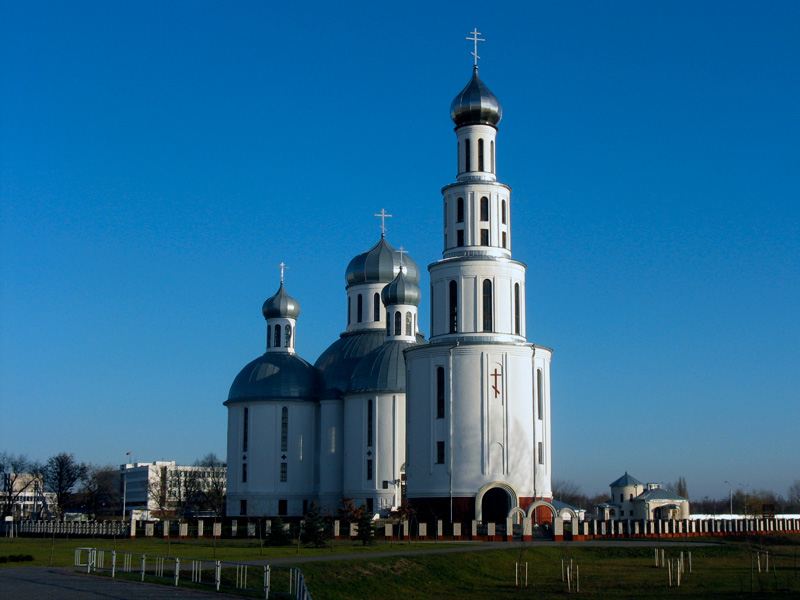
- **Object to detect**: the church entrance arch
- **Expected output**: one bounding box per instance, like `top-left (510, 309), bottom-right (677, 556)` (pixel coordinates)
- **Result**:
top-left (507, 506), bottom-right (526, 524)
top-left (526, 500), bottom-right (557, 522)
top-left (475, 482), bottom-right (518, 523)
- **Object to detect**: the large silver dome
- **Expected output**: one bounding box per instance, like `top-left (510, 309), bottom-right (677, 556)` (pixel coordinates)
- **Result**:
top-left (314, 330), bottom-right (387, 399)
top-left (381, 268), bottom-right (421, 307)
top-left (226, 353), bottom-right (319, 402)
top-left (262, 282), bottom-right (300, 320)
top-left (348, 340), bottom-right (415, 394)
top-left (345, 238), bottom-right (420, 288)
top-left (450, 66), bottom-right (502, 128)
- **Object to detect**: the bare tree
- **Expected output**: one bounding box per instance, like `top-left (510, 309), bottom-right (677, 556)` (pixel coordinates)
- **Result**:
top-left (788, 480), bottom-right (800, 510)
top-left (81, 464), bottom-right (120, 519)
top-left (42, 452), bottom-right (87, 520)
top-left (193, 453), bottom-right (226, 518)
top-left (0, 452), bottom-right (41, 518)
top-left (147, 464), bottom-right (173, 519)
top-left (552, 479), bottom-right (583, 506)
top-left (666, 477), bottom-right (689, 499)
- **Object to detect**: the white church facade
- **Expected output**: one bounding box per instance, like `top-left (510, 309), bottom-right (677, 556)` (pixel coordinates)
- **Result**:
top-left (224, 38), bottom-right (553, 522)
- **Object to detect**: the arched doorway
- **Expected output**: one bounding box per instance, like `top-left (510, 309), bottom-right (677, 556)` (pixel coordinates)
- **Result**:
top-left (481, 487), bottom-right (510, 523)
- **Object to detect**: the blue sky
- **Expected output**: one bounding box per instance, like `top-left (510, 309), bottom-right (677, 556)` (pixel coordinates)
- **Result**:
top-left (2, 1), bottom-right (798, 502)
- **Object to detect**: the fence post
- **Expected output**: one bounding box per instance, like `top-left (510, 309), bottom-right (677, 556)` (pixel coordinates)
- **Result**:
top-left (174, 557), bottom-right (180, 586)
top-left (111, 550), bottom-right (116, 578)
top-left (264, 565), bottom-right (270, 598)
top-left (140, 554), bottom-right (146, 581)
top-left (215, 560), bottom-right (221, 591)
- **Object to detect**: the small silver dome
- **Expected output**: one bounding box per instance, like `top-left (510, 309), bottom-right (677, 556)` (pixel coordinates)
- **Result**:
top-left (345, 238), bottom-right (420, 288)
top-left (450, 66), bottom-right (502, 128)
top-left (262, 282), bottom-right (300, 320)
top-left (226, 352), bottom-right (319, 402)
top-left (381, 268), bottom-right (421, 307)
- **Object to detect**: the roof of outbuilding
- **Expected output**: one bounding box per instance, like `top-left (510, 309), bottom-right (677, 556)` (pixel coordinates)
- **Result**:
top-left (226, 352), bottom-right (319, 403)
top-left (633, 488), bottom-right (688, 503)
top-left (609, 472), bottom-right (645, 488)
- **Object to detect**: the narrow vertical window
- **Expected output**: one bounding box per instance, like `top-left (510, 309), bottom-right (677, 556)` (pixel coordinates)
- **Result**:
top-left (273, 324), bottom-right (280, 349)
top-left (284, 324), bottom-right (291, 348)
top-left (480, 229), bottom-right (489, 245)
top-left (405, 311), bottom-right (412, 336)
top-left (482, 279), bottom-right (493, 331)
top-left (491, 140), bottom-right (495, 172)
top-left (538, 442), bottom-right (544, 464)
top-left (394, 311), bottom-right (401, 336)
top-left (366, 459), bottom-right (373, 480)
top-left (436, 367), bottom-right (445, 418)
top-left (502, 231), bottom-right (507, 248)
top-left (449, 280), bottom-right (458, 333)
top-left (373, 293), bottom-right (380, 321)
top-left (281, 407), bottom-right (288, 451)
top-left (240, 499), bottom-right (247, 516)
top-left (480, 196), bottom-right (489, 221)
top-left (386, 311), bottom-right (390, 332)
top-left (501, 199), bottom-right (506, 224)
top-left (537, 369), bottom-right (543, 419)
top-left (347, 296), bottom-right (351, 325)
top-left (367, 399), bottom-right (373, 447)
top-left (267, 329), bottom-right (271, 348)
top-left (456, 197), bottom-right (464, 223)
top-left (278, 499), bottom-right (287, 514)
top-left (464, 139), bottom-right (470, 172)
top-left (436, 441), bottom-right (445, 464)
top-left (280, 463), bottom-right (287, 482)
top-left (357, 294), bottom-right (363, 323)
top-left (242, 462), bottom-right (247, 483)
top-left (242, 407), bottom-right (249, 452)
top-left (514, 283), bottom-right (521, 335)
top-left (478, 138), bottom-right (484, 171)
top-left (457, 229), bottom-right (464, 246)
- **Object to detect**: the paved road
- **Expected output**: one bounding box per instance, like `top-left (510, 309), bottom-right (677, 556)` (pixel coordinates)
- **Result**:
top-left (0, 567), bottom-right (222, 599)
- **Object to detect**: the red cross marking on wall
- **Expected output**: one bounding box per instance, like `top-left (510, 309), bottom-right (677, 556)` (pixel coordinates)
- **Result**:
top-left (491, 368), bottom-right (502, 398)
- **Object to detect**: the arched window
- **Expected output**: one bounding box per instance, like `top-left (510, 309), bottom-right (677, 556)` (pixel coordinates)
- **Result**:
top-left (273, 324), bottom-right (281, 349)
top-left (501, 199), bottom-right (506, 224)
top-left (480, 196), bottom-right (489, 221)
top-left (357, 294), bottom-right (363, 323)
top-left (281, 407), bottom-right (288, 451)
top-left (367, 399), bottom-right (373, 447)
top-left (537, 369), bottom-right (543, 419)
top-left (242, 407), bottom-right (249, 452)
top-left (267, 327), bottom-right (271, 348)
top-left (284, 324), bottom-right (292, 347)
top-left (464, 139), bottom-right (470, 172)
top-left (478, 138), bottom-right (484, 171)
top-left (449, 280), bottom-right (458, 333)
top-left (456, 197), bottom-right (464, 223)
top-left (514, 283), bottom-right (521, 335)
top-left (386, 311), bottom-right (390, 332)
top-left (405, 311), bottom-right (412, 336)
top-left (436, 367), bottom-right (445, 418)
top-left (482, 279), bottom-right (493, 331)
top-left (373, 293), bottom-right (380, 321)
top-left (394, 311), bottom-right (401, 336)
top-left (347, 296), bottom-right (351, 325)
top-left (491, 140), bottom-right (495, 172)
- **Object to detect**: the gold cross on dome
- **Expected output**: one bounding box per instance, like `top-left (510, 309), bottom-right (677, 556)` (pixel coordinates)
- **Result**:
top-left (467, 28), bottom-right (485, 67)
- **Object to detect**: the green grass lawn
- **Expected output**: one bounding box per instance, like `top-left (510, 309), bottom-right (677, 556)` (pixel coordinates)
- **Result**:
top-left (2, 534), bottom-right (799, 599)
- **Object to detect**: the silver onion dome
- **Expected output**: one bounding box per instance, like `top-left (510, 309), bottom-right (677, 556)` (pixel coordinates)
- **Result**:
top-left (262, 282), bottom-right (300, 320)
top-left (450, 66), bottom-right (502, 128)
top-left (381, 268), bottom-right (421, 307)
top-left (345, 238), bottom-right (420, 288)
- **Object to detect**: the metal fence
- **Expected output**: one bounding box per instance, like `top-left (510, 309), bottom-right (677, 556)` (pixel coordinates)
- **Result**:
top-left (74, 547), bottom-right (313, 599)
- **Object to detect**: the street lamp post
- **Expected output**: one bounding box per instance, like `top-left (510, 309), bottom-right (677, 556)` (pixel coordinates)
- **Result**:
top-left (724, 481), bottom-right (733, 517)
top-left (739, 482), bottom-right (751, 518)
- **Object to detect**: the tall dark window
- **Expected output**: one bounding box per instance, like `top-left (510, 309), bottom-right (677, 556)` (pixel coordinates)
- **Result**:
top-left (367, 399), bottom-right (373, 447)
top-left (357, 294), bottom-right (363, 323)
top-left (436, 367), bottom-right (445, 418)
top-left (464, 139), bottom-right (470, 172)
top-left (480, 196), bottom-right (489, 221)
top-left (278, 499), bottom-right (287, 515)
top-left (267, 328), bottom-right (271, 348)
top-left (502, 231), bottom-right (507, 248)
top-left (280, 462), bottom-right (287, 482)
top-left (240, 500), bottom-right (247, 516)
top-left (436, 441), bottom-right (445, 464)
top-left (537, 369), bottom-right (543, 419)
top-left (242, 408), bottom-right (249, 452)
top-left (491, 140), bottom-right (495, 172)
top-left (347, 296), bottom-right (351, 325)
top-left (456, 197), bottom-right (464, 223)
top-left (242, 462), bottom-right (247, 482)
top-left (457, 229), bottom-right (464, 246)
top-left (281, 407), bottom-right (288, 451)
top-left (482, 279), bottom-right (493, 331)
top-left (366, 459), bottom-right (373, 480)
top-left (386, 311), bottom-right (390, 332)
top-left (501, 199), bottom-right (506, 224)
top-left (284, 324), bottom-right (291, 347)
top-left (478, 138), bottom-right (484, 171)
top-left (448, 280), bottom-right (458, 333)
top-left (514, 283), bottom-right (521, 335)
top-left (405, 312), bottom-right (412, 336)
top-left (366, 498), bottom-right (374, 514)
top-left (480, 229), bottom-right (489, 245)
top-left (273, 324), bottom-right (280, 349)
top-left (394, 311), bottom-right (401, 335)
top-left (373, 293), bottom-right (380, 321)
top-left (538, 442), bottom-right (544, 464)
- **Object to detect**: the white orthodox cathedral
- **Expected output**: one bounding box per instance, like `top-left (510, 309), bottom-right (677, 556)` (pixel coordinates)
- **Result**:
top-left (225, 39), bottom-right (553, 523)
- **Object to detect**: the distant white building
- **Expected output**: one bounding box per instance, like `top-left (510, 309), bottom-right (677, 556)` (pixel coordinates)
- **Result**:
top-left (1, 473), bottom-right (55, 519)
top-left (120, 461), bottom-right (226, 519)
top-left (596, 472), bottom-right (690, 520)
